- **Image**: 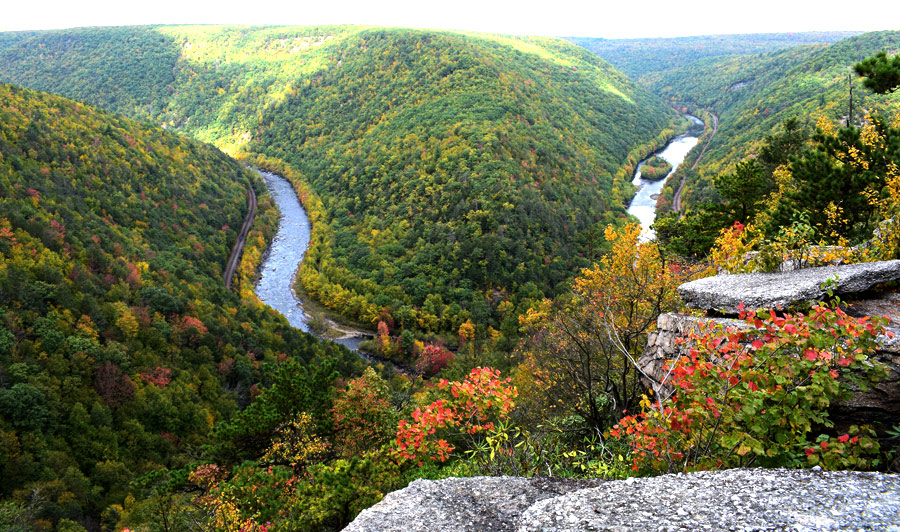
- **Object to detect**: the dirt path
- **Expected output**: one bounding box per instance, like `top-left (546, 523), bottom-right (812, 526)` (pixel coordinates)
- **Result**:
top-left (224, 185), bottom-right (257, 291)
top-left (673, 112), bottom-right (718, 213)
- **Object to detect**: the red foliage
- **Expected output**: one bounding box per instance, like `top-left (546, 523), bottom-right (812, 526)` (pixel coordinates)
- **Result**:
top-left (217, 357), bottom-right (234, 375)
top-left (608, 303), bottom-right (889, 472)
top-left (140, 366), bottom-right (172, 387)
top-left (395, 367), bottom-right (517, 464)
top-left (125, 263), bottom-right (142, 289)
top-left (95, 361), bottom-right (135, 406)
top-left (178, 315), bottom-right (208, 340)
top-left (415, 344), bottom-right (455, 378)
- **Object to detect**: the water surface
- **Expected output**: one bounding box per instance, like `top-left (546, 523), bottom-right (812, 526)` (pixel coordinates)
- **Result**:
top-left (627, 115), bottom-right (704, 240)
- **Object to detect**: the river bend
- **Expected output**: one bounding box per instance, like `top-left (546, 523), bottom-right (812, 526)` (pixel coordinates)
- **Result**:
top-left (627, 115), bottom-right (704, 240)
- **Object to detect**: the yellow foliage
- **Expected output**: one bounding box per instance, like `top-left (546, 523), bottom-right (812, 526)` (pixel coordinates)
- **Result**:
top-left (261, 412), bottom-right (329, 471)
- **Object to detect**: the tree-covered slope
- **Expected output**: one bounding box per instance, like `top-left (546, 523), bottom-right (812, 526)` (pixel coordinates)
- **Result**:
top-left (0, 25), bottom-right (684, 334)
top-left (0, 26), bottom-right (182, 120)
top-left (0, 82), bottom-right (357, 527)
top-left (648, 31), bottom-right (900, 209)
top-left (250, 29), bottom-right (684, 331)
top-left (569, 31), bottom-right (859, 81)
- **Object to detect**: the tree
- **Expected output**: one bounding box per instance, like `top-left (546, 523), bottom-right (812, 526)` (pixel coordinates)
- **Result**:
top-left (765, 118), bottom-right (900, 242)
top-left (714, 159), bottom-right (771, 224)
top-left (0, 384), bottom-right (50, 432)
top-left (519, 224), bottom-right (697, 433)
top-left (854, 51), bottom-right (900, 94)
top-left (331, 368), bottom-right (398, 457)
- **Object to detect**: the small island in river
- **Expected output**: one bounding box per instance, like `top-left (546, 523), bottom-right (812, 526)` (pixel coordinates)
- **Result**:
top-left (639, 155), bottom-right (673, 180)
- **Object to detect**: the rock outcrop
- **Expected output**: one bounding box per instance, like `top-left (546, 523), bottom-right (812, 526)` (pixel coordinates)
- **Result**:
top-left (342, 476), bottom-right (602, 532)
top-left (343, 469), bottom-right (900, 531)
top-left (677, 259), bottom-right (900, 313)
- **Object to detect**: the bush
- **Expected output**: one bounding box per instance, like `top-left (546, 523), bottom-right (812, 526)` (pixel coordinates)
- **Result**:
top-left (609, 302), bottom-right (888, 473)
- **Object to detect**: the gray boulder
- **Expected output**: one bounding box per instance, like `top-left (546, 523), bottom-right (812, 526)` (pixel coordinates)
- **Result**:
top-left (342, 476), bottom-right (601, 532)
top-left (342, 469), bottom-right (900, 531)
top-left (678, 260), bottom-right (900, 313)
top-left (517, 469), bottom-right (900, 531)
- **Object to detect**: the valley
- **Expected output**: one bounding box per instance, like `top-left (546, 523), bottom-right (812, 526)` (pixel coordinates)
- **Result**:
top-left (626, 114), bottom-right (703, 239)
top-left (1, 22), bottom-right (900, 532)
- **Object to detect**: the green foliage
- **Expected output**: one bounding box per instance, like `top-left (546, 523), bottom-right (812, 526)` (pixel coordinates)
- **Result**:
top-left (652, 209), bottom-right (724, 259)
top-left (713, 159), bottom-right (771, 223)
top-left (0, 27), bottom-right (181, 120)
top-left (289, 457), bottom-right (398, 531)
top-left (855, 51), bottom-right (900, 94)
top-left (213, 357), bottom-right (342, 462)
top-left (464, 420), bottom-right (632, 479)
top-left (0, 25), bottom-right (683, 335)
top-left (0, 82), bottom-right (358, 528)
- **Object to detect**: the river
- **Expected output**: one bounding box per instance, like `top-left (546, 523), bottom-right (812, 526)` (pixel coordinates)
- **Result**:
top-left (627, 115), bottom-right (704, 240)
top-left (255, 116), bottom-right (703, 347)
top-left (253, 169), bottom-right (368, 352)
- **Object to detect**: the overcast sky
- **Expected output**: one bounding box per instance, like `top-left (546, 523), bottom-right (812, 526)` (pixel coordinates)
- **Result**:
top-left (1, 0), bottom-right (898, 39)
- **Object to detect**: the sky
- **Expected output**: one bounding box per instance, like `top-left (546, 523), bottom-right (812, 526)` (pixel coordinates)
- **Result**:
top-left (1, 0), bottom-right (898, 39)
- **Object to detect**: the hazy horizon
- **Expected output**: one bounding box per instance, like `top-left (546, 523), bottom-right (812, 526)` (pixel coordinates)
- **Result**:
top-left (2, 0), bottom-right (897, 39)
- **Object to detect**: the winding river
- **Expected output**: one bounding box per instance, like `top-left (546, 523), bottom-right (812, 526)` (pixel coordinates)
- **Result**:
top-left (253, 169), bottom-right (368, 352)
top-left (254, 116), bottom-right (705, 349)
top-left (627, 115), bottom-right (704, 240)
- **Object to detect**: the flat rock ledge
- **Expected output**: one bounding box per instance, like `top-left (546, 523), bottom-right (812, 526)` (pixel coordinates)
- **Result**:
top-left (342, 476), bottom-right (602, 532)
top-left (678, 260), bottom-right (900, 313)
top-left (343, 469), bottom-right (900, 532)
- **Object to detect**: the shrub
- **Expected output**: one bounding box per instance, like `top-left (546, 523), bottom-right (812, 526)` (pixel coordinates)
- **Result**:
top-left (609, 302), bottom-right (889, 473)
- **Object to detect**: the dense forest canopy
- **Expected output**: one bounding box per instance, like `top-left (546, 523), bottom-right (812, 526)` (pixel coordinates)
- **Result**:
top-left (0, 82), bottom-right (359, 529)
top-left (0, 25), bottom-right (685, 335)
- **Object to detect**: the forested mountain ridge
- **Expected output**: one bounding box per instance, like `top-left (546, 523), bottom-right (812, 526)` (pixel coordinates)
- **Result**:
top-left (0, 25), bottom-right (685, 335)
top-left (568, 31), bottom-right (860, 81)
top-left (0, 82), bottom-right (359, 528)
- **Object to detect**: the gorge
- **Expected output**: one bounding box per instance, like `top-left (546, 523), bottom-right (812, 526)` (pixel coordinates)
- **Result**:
top-left (626, 114), bottom-right (703, 239)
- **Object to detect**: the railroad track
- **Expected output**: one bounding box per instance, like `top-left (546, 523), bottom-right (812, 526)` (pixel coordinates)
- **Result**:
top-left (223, 184), bottom-right (258, 291)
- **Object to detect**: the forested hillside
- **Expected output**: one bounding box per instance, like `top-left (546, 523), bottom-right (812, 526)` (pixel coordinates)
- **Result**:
top-left (0, 82), bottom-right (358, 529)
top-left (0, 25), bottom-right (685, 335)
top-left (644, 32), bottom-right (900, 212)
top-left (569, 31), bottom-right (858, 81)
